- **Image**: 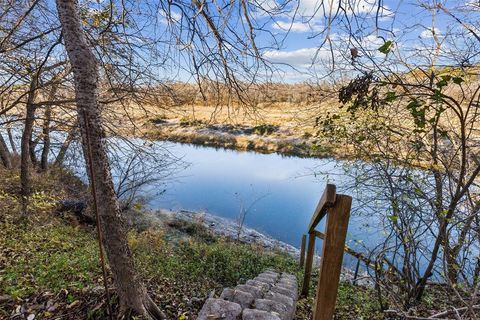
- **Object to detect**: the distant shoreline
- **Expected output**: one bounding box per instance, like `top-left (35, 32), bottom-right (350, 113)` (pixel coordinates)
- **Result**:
top-left (144, 119), bottom-right (351, 159)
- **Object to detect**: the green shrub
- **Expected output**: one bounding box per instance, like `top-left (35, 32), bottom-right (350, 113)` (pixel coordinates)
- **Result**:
top-left (179, 117), bottom-right (205, 127)
top-left (148, 116), bottom-right (168, 124)
top-left (252, 124), bottom-right (277, 136)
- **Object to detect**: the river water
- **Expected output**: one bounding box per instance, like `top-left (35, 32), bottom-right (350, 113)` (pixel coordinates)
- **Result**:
top-left (139, 142), bottom-right (381, 266)
top-left (3, 127), bottom-right (381, 267)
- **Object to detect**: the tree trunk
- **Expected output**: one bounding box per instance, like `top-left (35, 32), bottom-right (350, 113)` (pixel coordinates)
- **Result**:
top-left (20, 75), bottom-right (38, 212)
top-left (7, 127), bottom-right (17, 155)
top-left (55, 1), bottom-right (166, 318)
top-left (54, 127), bottom-right (76, 166)
top-left (40, 106), bottom-right (51, 170)
top-left (0, 133), bottom-right (12, 168)
top-left (41, 83), bottom-right (58, 171)
top-left (29, 135), bottom-right (38, 166)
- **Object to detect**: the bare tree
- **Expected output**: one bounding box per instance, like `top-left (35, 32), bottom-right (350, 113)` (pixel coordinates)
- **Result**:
top-left (55, 0), bottom-right (166, 318)
top-left (0, 132), bottom-right (12, 168)
top-left (309, 0), bottom-right (480, 314)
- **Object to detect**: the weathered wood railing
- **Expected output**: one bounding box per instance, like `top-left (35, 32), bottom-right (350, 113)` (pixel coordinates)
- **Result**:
top-left (299, 184), bottom-right (352, 320)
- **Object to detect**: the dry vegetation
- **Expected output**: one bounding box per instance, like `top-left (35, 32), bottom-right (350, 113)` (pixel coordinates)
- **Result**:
top-left (100, 82), bottom-right (355, 158)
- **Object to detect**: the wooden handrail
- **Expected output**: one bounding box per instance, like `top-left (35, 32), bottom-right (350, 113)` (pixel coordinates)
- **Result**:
top-left (311, 230), bottom-right (373, 267)
top-left (312, 224), bottom-right (404, 282)
top-left (301, 184), bottom-right (352, 320)
top-left (312, 195), bottom-right (351, 320)
top-left (308, 184), bottom-right (336, 232)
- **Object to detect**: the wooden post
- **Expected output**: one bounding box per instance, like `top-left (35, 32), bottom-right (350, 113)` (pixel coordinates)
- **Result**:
top-left (301, 232), bottom-right (316, 297)
top-left (299, 234), bottom-right (307, 267)
top-left (353, 258), bottom-right (361, 284)
top-left (312, 195), bottom-right (352, 320)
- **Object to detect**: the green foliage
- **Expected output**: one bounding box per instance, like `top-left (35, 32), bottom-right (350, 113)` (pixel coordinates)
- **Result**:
top-left (384, 91), bottom-right (397, 103)
top-left (0, 167), bottom-right (384, 319)
top-left (406, 99), bottom-right (427, 131)
top-left (296, 274), bottom-right (383, 319)
top-left (148, 115), bottom-right (168, 125)
top-left (252, 124), bottom-right (277, 136)
top-left (436, 74), bottom-right (464, 89)
top-left (452, 76), bottom-right (464, 84)
top-left (378, 40), bottom-right (393, 54)
top-left (179, 117), bottom-right (205, 127)
top-left (335, 283), bottom-right (382, 319)
top-left (387, 214), bottom-right (398, 223)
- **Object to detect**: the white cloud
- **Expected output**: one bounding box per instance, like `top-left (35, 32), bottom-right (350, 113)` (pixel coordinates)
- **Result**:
top-left (158, 9), bottom-right (182, 24)
top-left (272, 20), bottom-right (323, 33)
top-left (465, 0), bottom-right (480, 11)
top-left (297, 0), bottom-right (392, 18)
top-left (419, 27), bottom-right (441, 39)
top-left (359, 34), bottom-right (384, 49)
top-left (264, 47), bottom-right (317, 66)
top-left (263, 47), bottom-right (336, 66)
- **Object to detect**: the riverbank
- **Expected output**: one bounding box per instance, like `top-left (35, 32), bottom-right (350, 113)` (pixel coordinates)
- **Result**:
top-left (0, 165), bottom-right (382, 319)
top-left (129, 208), bottom-right (301, 256)
top-left (0, 166), bottom-right (302, 319)
top-left (143, 118), bottom-right (353, 159)
top-left (128, 207), bottom-right (372, 286)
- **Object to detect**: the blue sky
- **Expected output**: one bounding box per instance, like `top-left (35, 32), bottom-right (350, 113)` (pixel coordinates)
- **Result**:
top-left (235, 0), bottom-right (480, 82)
top-left (82, 0), bottom-right (480, 83)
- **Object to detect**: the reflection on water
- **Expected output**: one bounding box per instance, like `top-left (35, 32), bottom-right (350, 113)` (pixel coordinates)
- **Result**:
top-left (145, 142), bottom-right (381, 266)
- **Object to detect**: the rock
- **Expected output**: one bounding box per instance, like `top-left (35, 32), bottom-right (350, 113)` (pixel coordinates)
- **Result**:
top-left (279, 274), bottom-right (296, 282)
top-left (258, 272), bottom-right (279, 280)
top-left (269, 286), bottom-right (297, 301)
top-left (254, 276), bottom-right (277, 284)
top-left (220, 288), bottom-right (236, 300)
top-left (56, 200), bottom-right (94, 224)
top-left (220, 288), bottom-right (255, 309)
top-left (197, 298), bottom-right (242, 320)
top-left (235, 285), bottom-right (263, 299)
top-left (198, 269), bottom-right (298, 319)
top-left (263, 292), bottom-right (294, 310)
top-left (254, 299), bottom-right (290, 320)
top-left (261, 271), bottom-right (279, 276)
top-left (276, 280), bottom-right (297, 292)
top-left (246, 280), bottom-right (271, 292)
top-left (242, 309), bottom-right (281, 320)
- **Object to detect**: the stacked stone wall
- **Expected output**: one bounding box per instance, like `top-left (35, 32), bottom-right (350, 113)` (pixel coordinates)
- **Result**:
top-left (197, 271), bottom-right (298, 320)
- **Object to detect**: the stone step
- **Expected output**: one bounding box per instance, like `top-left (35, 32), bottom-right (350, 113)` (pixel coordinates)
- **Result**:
top-left (197, 271), bottom-right (298, 320)
top-left (197, 298), bottom-right (242, 320)
top-left (243, 309), bottom-right (282, 320)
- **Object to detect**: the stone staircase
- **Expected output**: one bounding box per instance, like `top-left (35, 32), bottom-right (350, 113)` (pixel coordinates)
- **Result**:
top-left (197, 270), bottom-right (298, 320)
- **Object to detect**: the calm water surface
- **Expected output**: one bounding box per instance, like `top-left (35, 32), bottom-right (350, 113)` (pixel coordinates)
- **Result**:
top-left (143, 142), bottom-right (380, 264)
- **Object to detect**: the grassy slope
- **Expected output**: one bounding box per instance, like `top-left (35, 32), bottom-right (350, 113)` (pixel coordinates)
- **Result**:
top-left (0, 167), bottom-right (381, 319)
